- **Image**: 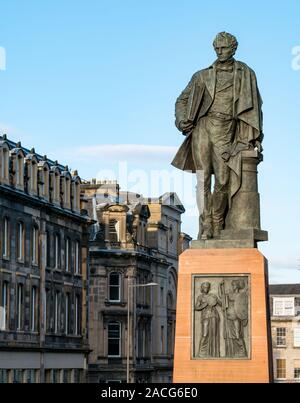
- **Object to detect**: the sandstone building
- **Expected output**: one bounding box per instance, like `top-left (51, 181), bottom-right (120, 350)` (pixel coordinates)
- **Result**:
top-left (0, 135), bottom-right (92, 383)
top-left (82, 180), bottom-right (191, 383)
top-left (270, 284), bottom-right (300, 383)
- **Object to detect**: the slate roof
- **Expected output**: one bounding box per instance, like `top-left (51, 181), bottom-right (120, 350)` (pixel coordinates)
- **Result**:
top-left (269, 284), bottom-right (300, 295)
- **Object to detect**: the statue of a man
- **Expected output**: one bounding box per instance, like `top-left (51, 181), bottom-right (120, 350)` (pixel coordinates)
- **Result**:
top-left (172, 32), bottom-right (263, 240)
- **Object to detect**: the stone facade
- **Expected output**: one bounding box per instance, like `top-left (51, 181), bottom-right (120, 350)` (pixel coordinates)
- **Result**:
top-left (0, 135), bottom-right (92, 383)
top-left (270, 284), bottom-right (300, 383)
top-left (82, 180), bottom-right (191, 383)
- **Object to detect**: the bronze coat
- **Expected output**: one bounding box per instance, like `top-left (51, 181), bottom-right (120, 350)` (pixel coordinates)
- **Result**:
top-left (172, 60), bottom-right (263, 179)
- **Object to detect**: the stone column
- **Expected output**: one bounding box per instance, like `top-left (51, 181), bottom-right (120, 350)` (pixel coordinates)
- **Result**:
top-left (225, 149), bottom-right (262, 231)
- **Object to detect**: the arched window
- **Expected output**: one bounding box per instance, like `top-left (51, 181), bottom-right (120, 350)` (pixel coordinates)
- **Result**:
top-left (31, 286), bottom-right (38, 332)
top-left (71, 176), bottom-right (81, 213)
top-left (54, 290), bottom-right (60, 334)
top-left (46, 231), bottom-right (51, 268)
top-left (50, 167), bottom-right (61, 205)
top-left (65, 237), bottom-right (71, 272)
top-left (38, 162), bottom-right (50, 200)
top-left (26, 154), bottom-right (39, 196)
top-left (109, 272), bottom-right (121, 302)
top-left (17, 283), bottom-right (24, 331)
top-left (0, 145), bottom-right (10, 184)
top-left (74, 241), bottom-right (81, 275)
top-left (2, 217), bottom-right (10, 259)
top-left (1, 281), bottom-right (9, 331)
top-left (108, 321), bottom-right (121, 357)
top-left (16, 155), bottom-right (24, 188)
top-left (17, 222), bottom-right (25, 261)
top-left (54, 233), bottom-right (60, 269)
top-left (65, 293), bottom-right (70, 335)
top-left (74, 294), bottom-right (81, 335)
top-left (32, 225), bottom-right (39, 265)
top-left (65, 177), bottom-right (71, 209)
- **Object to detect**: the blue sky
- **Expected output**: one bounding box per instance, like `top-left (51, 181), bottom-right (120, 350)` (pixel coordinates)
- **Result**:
top-left (0, 0), bottom-right (299, 283)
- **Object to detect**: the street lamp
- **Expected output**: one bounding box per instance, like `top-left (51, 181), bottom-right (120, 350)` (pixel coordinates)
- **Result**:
top-left (127, 281), bottom-right (158, 383)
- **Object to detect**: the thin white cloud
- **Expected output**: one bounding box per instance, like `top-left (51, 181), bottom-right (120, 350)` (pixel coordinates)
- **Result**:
top-left (58, 144), bottom-right (178, 163)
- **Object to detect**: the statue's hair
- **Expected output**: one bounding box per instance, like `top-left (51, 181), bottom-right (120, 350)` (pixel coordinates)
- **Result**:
top-left (201, 282), bottom-right (211, 292)
top-left (231, 279), bottom-right (246, 290)
top-left (213, 32), bottom-right (238, 52)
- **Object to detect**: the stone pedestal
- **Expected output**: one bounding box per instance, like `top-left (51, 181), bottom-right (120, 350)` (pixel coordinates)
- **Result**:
top-left (173, 248), bottom-right (273, 383)
top-left (226, 149), bottom-right (263, 231)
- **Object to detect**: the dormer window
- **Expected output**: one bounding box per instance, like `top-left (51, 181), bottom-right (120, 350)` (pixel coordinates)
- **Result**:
top-left (65, 177), bottom-right (71, 209)
top-left (109, 219), bottom-right (120, 243)
top-left (71, 175), bottom-right (81, 213)
top-left (50, 167), bottom-right (61, 205)
top-left (30, 161), bottom-right (38, 194)
top-left (0, 144), bottom-right (10, 184)
top-left (38, 161), bottom-right (50, 200)
top-left (26, 153), bottom-right (39, 196)
top-left (16, 155), bottom-right (24, 188)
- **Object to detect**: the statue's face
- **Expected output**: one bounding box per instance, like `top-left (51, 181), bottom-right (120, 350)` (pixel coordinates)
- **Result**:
top-left (214, 40), bottom-right (234, 62)
top-left (202, 283), bottom-right (210, 294)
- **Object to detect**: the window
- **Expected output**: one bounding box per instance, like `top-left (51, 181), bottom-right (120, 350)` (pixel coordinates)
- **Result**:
top-left (17, 284), bottom-right (24, 331)
top-left (72, 181), bottom-right (81, 212)
top-left (32, 226), bottom-right (39, 265)
top-left (31, 286), bottom-right (38, 332)
top-left (46, 231), bottom-right (51, 268)
top-left (16, 155), bottom-right (24, 188)
top-left (276, 359), bottom-right (286, 379)
top-left (12, 369), bottom-right (23, 384)
top-left (45, 289), bottom-right (50, 333)
top-left (294, 328), bottom-right (300, 347)
top-left (29, 161), bottom-right (38, 195)
top-left (109, 273), bottom-right (121, 302)
top-left (52, 369), bottom-right (61, 384)
top-left (74, 241), bottom-right (80, 275)
top-left (1, 281), bottom-right (9, 330)
top-left (73, 369), bottom-right (82, 383)
top-left (64, 177), bottom-right (71, 208)
top-left (276, 327), bottom-right (286, 346)
top-left (1, 147), bottom-right (9, 182)
top-left (0, 369), bottom-right (9, 383)
top-left (26, 369), bottom-right (37, 384)
top-left (109, 219), bottom-right (120, 243)
top-left (65, 293), bottom-right (70, 334)
top-left (17, 222), bottom-right (24, 261)
top-left (54, 234), bottom-right (60, 269)
top-left (161, 326), bottom-right (164, 354)
top-left (63, 369), bottom-right (72, 383)
top-left (54, 291), bottom-right (60, 334)
top-left (273, 297), bottom-right (295, 316)
top-left (65, 238), bottom-right (71, 272)
top-left (75, 294), bottom-right (80, 335)
top-left (108, 321), bottom-right (121, 357)
top-left (3, 217), bottom-right (9, 258)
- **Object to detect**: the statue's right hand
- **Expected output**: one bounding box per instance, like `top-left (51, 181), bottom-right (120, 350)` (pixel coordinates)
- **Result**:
top-left (179, 120), bottom-right (194, 133)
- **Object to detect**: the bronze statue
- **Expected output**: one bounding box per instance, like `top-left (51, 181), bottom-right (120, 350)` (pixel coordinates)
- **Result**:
top-left (195, 282), bottom-right (221, 358)
top-left (172, 32), bottom-right (263, 240)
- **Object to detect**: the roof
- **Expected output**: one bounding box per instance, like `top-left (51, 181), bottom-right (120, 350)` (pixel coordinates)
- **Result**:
top-left (1, 135), bottom-right (66, 171)
top-left (269, 284), bottom-right (300, 296)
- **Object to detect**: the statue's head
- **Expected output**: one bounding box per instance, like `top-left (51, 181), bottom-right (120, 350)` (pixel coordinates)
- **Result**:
top-left (213, 32), bottom-right (238, 63)
top-left (201, 282), bottom-right (211, 294)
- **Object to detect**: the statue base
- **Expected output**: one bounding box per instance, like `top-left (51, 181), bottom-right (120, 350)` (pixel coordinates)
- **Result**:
top-left (192, 229), bottom-right (268, 249)
top-left (173, 248), bottom-right (273, 383)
